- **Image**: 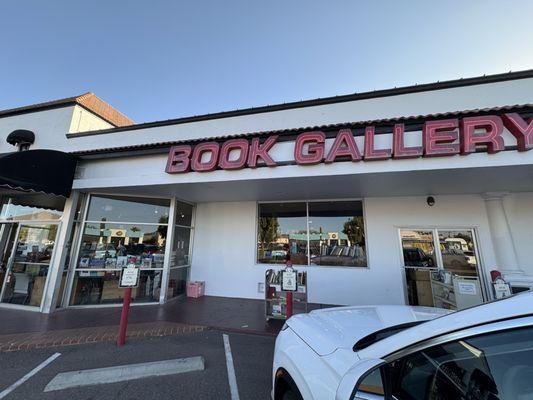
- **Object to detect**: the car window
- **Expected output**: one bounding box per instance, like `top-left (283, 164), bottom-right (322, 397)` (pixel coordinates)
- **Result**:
top-left (387, 326), bottom-right (533, 400)
top-left (357, 367), bottom-right (385, 396)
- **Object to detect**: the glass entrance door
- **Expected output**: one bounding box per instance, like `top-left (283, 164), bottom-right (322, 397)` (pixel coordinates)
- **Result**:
top-left (0, 223), bottom-right (18, 298)
top-left (400, 228), bottom-right (485, 310)
top-left (0, 224), bottom-right (58, 307)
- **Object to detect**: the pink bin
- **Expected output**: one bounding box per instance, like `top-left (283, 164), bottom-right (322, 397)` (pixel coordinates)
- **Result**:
top-left (186, 281), bottom-right (205, 298)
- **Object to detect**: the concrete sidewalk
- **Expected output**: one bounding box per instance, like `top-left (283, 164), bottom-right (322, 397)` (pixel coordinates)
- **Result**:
top-left (0, 296), bottom-right (334, 351)
top-left (0, 296), bottom-right (304, 351)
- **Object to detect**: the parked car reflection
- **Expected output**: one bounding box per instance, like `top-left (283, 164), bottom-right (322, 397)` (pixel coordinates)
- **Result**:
top-left (311, 245), bottom-right (366, 267)
top-left (402, 247), bottom-right (435, 268)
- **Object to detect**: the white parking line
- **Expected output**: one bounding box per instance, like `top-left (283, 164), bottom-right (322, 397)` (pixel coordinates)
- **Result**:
top-left (44, 356), bottom-right (205, 392)
top-left (223, 334), bottom-right (240, 400)
top-left (0, 352), bottom-right (61, 399)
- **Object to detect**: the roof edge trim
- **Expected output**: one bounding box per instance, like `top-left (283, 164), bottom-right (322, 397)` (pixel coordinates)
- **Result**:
top-left (66, 69), bottom-right (533, 138)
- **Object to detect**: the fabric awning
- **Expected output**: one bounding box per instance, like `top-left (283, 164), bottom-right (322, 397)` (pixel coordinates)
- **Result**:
top-left (0, 149), bottom-right (77, 197)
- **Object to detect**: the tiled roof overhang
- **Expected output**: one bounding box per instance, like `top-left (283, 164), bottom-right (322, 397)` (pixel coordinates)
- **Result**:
top-left (73, 104), bottom-right (533, 159)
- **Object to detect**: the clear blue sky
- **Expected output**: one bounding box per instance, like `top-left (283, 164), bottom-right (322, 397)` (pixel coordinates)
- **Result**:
top-left (1, 1), bottom-right (532, 123)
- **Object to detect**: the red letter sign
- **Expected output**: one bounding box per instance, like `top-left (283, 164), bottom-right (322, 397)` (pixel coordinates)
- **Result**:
top-left (191, 142), bottom-right (220, 172)
top-left (294, 131), bottom-right (325, 165)
top-left (460, 116), bottom-right (504, 154)
top-left (392, 124), bottom-right (422, 158)
top-left (502, 113), bottom-right (533, 151)
top-left (218, 139), bottom-right (249, 170)
top-left (248, 135), bottom-right (278, 168)
top-left (364, 126), bottom-right (391, 160)
top-left (166, 145), bottom-right (192, 173)
top-left (325, 129), bottom-right (361, 163)
top-left (423, 119), bottom-right (460, 157)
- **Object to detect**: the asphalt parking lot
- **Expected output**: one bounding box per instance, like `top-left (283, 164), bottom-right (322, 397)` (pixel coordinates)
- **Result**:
top-left (0, 330), bottom-right (275, 400)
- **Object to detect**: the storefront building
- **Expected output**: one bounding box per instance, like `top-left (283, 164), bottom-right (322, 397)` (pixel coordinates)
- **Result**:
top-left (1, 71), bottom-right (533, 314)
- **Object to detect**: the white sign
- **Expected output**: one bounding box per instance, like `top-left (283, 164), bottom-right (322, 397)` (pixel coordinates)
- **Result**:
top-left (458, 282), bottom-right (477, 295)
top-left (282, 270), bottom-right (297, 292)
top-left (119, 265), bottom-right (140, 288)
top-left (493, 281), bottom-right (512, 299)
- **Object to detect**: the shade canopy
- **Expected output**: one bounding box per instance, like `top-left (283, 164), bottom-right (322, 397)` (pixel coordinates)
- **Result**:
top-left (0, 149), bottom-right (77, 197)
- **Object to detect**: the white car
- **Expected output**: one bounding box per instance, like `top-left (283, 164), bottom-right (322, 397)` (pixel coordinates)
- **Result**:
top-left (272, 292), bottom-right (533, 400)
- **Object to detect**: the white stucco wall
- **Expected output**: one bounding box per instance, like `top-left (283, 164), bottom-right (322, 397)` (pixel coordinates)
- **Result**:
top-left (189, 194), bottom-right (520, 306)
top-left (0, 107), bottom-right (75, 153)
top-left (68, 105), bottom-right (114, 133)
top-left (0, 104), bottom-right (113, 153)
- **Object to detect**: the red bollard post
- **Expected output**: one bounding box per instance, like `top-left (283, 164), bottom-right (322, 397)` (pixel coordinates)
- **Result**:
top-left (117, 287), bottom-right (132, 347)
top-left (286, 291), bottom-right (293, 319)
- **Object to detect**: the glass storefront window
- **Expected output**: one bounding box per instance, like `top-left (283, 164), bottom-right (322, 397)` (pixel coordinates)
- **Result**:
top-left (171, 226), bottom-right (191, 267)
top-left (166, 201), bottom-right (194, 300)
top-left (1, 196), bottom-right (64, 221)
top-left (167, 267), bottom-right (188, 299)
top-left (308, 201), bottom-right (366, 267)
top-left (257, 201), bottom-right (367, 267)
top-left (175, 201), bottom-right (194, 226)
top-left (70, 195), bottom-right (172, 306)
top-left (86, 195), bottom-right (170, 224)
top-left (257, 202), bottom-right (308, 265)
top-left (71, 269), bottom-right (162, 305)
top-left (77, 223), bottom-right (167, 269)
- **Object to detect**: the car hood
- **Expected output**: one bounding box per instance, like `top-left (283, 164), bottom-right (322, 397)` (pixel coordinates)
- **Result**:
top-left (287, 305), bottom-right (450, 356)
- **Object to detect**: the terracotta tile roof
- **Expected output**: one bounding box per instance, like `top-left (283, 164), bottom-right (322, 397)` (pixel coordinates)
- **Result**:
top-left (74, 92), bottom-right (134, 127)
top-left (0, 92), bottom-right (134, 127)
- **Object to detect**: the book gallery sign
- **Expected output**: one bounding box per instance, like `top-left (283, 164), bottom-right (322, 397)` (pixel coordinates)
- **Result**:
top-left (165, 113), bottom-right (533, 174)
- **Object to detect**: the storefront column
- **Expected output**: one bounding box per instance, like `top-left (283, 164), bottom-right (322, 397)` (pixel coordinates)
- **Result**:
top-left (159, 196), bottom-right (177, 304)
top-left (41, 191), bottom-right (79, 313)
top-left (483, 192), bottom-right (523, 278)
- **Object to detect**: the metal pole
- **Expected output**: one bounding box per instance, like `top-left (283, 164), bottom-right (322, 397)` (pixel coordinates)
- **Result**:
top-left (117, 287), bottom-right (132, 347)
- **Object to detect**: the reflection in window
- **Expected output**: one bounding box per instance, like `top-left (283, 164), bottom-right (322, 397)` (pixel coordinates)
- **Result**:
top-left (358, 367), bottom-right (384, 396)
top-left (167, 267), bottom-right (188, 299)
top-left (257, 201), bottom-right (367, 267)
top-left (171, 226), bottom-right (191, 267)
top-left (167, 201), bottom-right (194, 299)
top-left (438, 230), bottom-right (478, 274)
top-left (1, 224), bottom-right (58, 307)
top-left (308, 201), bottom-right (366, 267)
top-left (1, 196), bottom-right (64, 221)
top-left (175, 201), bottom-right (194, 226)
top-left (400, 230), bottom-right (436, 268)
top-left (86, 195), bottom-right (170, 224)
top-left (257, 203), bottom-right (307, 265)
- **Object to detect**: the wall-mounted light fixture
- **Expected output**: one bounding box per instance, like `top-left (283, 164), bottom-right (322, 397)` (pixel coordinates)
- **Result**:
top-left (6, 129), bottom-right (35, 151)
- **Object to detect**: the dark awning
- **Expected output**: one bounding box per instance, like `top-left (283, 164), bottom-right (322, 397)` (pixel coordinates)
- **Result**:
top-left (0, 149), bottom-right (77, 197)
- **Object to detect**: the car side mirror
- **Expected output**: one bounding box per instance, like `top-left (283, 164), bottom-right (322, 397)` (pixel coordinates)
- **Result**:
top-left (335, 358), bottom-right (386, 400)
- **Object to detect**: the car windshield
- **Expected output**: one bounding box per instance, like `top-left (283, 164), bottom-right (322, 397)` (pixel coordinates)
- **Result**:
top-left (353, 321), bottom-right (425, 351)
